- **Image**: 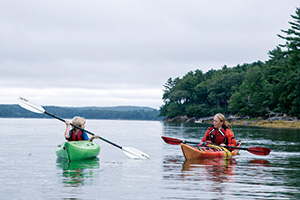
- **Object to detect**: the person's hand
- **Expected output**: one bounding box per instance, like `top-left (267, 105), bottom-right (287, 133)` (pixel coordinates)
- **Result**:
top-left (198, 141), bottom-right (210, 146)
top-left (93, 134), bottom-right (99, 139)
top-left (65, 120), bottom-right (70, 126)
top-left (198, 141), bottom-right (205, 146)
top-left (220, 143), bottom-right (225, 147)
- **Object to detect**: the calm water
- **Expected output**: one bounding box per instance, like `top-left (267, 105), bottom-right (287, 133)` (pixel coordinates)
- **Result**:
top-left (1, 118), bottom-right (300, 199)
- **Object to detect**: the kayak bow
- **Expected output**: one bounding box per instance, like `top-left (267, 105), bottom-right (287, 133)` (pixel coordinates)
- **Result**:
top-left (180, 142), bottom-right (241, 160)
top-left (162, 136), bottom-right (271, 156)
top-left (56, 141), bottom-right (100, 161)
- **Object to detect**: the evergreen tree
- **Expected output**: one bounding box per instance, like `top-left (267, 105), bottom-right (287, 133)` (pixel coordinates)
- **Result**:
top-left (159, 7), bottom-right (300, 118)
top-left (267, 7), bottom-right (300, 115)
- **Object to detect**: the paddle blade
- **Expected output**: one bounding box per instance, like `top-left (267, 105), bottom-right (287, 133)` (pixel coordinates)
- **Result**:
top-left (122, 147), bottom-right (150, 160)
top-left (18, 97), bottom-right (45, 114)
top-left (248, 147), bottom-right (271, 156)
top-left (161, 136), bottom-right (182, 145)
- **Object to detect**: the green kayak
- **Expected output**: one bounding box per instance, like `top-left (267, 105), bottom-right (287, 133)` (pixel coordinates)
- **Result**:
top-left (56, 141), bottom-right (100, 161)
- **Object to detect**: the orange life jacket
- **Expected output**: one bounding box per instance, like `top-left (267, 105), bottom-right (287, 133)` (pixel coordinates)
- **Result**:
top-left (206, 126), bottom-right (228, 145)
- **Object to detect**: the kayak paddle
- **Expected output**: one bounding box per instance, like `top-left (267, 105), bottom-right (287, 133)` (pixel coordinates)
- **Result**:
top-left (18, 97), bottom-right (150, 160)
top-left (162, 136), bottom-right (271, 156)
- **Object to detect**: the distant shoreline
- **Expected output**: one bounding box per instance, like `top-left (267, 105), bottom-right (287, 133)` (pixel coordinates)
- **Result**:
top-left (196, 119), bottom-right (300, 129)
top-left (163, 116), bottom-right (300, 129)
top-left (229, 119), bottom-right (300, 129)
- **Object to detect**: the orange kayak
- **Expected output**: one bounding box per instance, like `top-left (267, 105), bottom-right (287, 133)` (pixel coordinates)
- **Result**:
top-left (180, 142), bottom-right (241, 160)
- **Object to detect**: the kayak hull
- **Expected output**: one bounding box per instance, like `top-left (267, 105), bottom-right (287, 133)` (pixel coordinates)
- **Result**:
top-left (56, 141), bottom-right (100, 161)
top-left (181, 142), bottom-right (241, 160)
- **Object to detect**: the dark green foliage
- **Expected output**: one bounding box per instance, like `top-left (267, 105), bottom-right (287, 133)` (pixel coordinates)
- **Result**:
top-left (160, 7), bottom-right (300, 118)
top-left (0, 105), bottom-right (162, 120)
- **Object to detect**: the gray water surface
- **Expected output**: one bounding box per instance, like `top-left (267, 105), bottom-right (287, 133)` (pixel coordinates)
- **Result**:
top-left (1, 118), bottom-right (300, 199)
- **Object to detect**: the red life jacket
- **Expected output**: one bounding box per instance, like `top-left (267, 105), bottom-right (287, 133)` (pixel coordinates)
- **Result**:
top-left (67, 130), bottom-right (85, 141)
top-left (206, 126), bottom-right (228, 145)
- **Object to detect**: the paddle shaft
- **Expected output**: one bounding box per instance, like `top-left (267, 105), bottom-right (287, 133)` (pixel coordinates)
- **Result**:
top-left (180, 139), bottom-right (243, 150)
top-left (44, 111), bottom-right (123, 149)
top-left (182, 140), bottom-right (262, 152)
top-left (163, 136), bottom-right (250, 150)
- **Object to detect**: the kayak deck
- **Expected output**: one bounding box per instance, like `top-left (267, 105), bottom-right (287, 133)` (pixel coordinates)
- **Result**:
top-left (181, 142), bottom-right (241, 160)
top-left (56, 141), bottom-right (100, 161)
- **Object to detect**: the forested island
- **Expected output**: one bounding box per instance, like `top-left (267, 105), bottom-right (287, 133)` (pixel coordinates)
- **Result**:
top-left (0, 104), bottom-right (161, 121)
top-left (159, 8), bottom-right (300, 124)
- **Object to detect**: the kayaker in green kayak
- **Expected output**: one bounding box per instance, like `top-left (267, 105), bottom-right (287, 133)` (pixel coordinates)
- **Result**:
top-left (64, 116), bottom-right (99, 141)
top-left (200, 113), bottom-right (237, 150)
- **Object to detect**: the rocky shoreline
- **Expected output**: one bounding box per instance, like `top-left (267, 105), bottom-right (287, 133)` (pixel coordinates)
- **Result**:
top-left (163, 115), bottom-right (300, 129)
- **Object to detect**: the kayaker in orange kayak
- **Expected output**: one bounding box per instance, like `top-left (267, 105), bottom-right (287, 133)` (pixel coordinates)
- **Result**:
top-left (64, 116), bottom-right (99, 142)
top-left (200, 113), bottom-right (237, 150)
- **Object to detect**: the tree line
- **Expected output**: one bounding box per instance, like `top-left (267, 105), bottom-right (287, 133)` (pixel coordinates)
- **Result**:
top-left (159, 8), bottom-right (300, 119)
top-left (0, 105), bottom-right (161, 121)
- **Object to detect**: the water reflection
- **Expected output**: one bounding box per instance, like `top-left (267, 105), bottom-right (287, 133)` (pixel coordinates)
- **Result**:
top-left (248, 159), bottom-right (270, 167)
top-left (161, 153), bottom-right (277, 199)
top-left (56, 158), bottom-right (100, 187)
top-left (162, 155), bottom-right (236, 182)
top-left (162, 155), bottom-right (237, 198)
top-left (182, 158), bottom-right (235, 183)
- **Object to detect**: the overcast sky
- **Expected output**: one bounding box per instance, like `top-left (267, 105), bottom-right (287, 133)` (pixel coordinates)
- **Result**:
top-left (0, 0), bottom-right (299, 109)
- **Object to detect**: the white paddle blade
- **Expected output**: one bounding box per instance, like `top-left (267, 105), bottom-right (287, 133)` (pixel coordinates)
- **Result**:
top-left (122, 147), bottom-right (150, 160)
top-left (18, 97), bottom-right (45, 114)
